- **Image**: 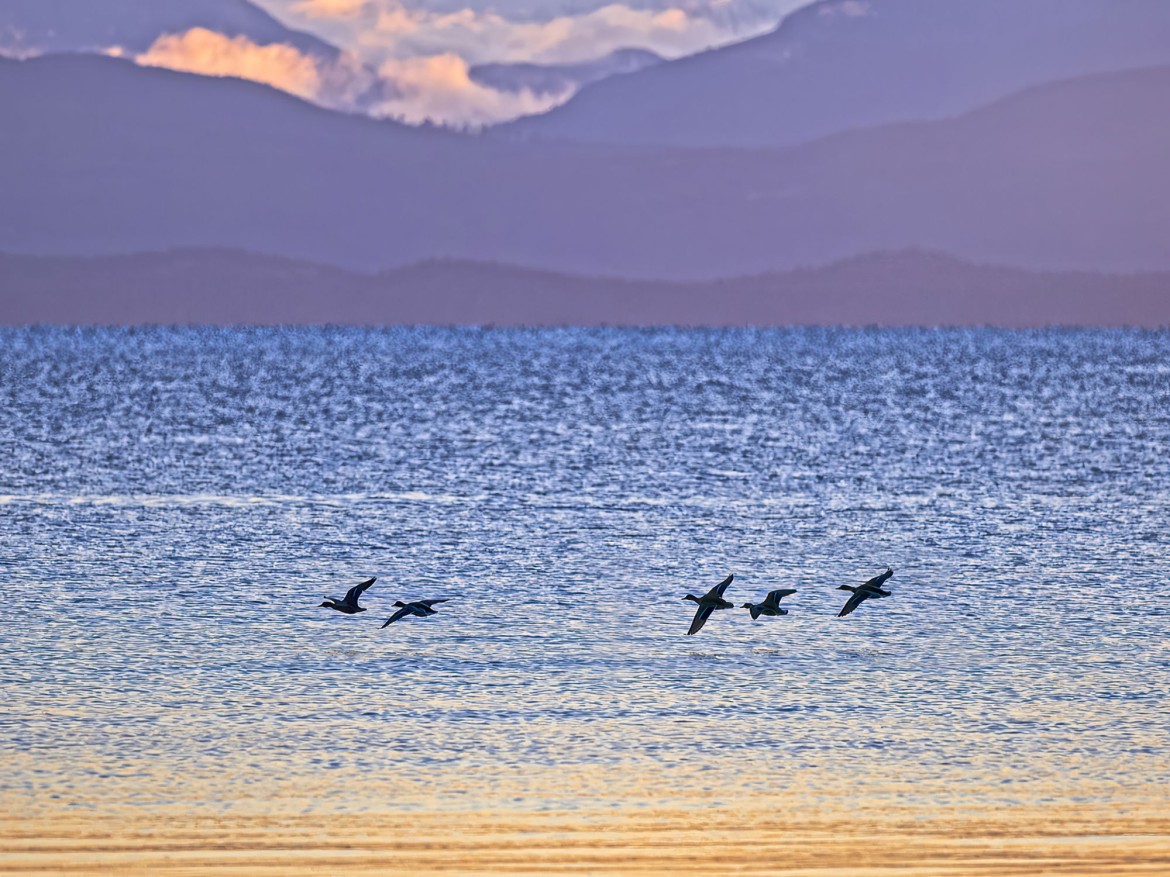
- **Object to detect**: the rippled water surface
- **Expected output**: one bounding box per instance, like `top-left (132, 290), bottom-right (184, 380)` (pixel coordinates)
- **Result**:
top-left (2, 328), bottom-right (1169, 816)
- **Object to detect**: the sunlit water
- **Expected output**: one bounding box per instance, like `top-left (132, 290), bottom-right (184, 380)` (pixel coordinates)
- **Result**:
top-left (2, 328), bottom-right (1169, 817)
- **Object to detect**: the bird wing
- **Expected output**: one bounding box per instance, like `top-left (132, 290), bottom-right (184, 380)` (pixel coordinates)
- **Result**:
top-left (380, 605), bottom-right (412, 628)
top-left (765, 589), bottom-right (797, 608)
top-left (838, 590), bottom-right (868, 618)
top-left (703, 574), bottom-right (734, 601)
top-left (344, 578), bottom-right (377, 604)
top-left (417, 599), bottom-right (449, 608)
top-left (862, 569), bottom-right (893, 590)
top-left (687, 602), bottom-right (717, 635)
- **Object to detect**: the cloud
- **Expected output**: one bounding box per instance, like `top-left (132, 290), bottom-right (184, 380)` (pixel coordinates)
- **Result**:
top-left (133, 28), bottom-right (561, 127)
top-left (294, 0), bottom-right (369, 19)
top-left (365, 3), bottom-right (750, 65)
top-left (0, 45), bottom-right (40, 60)
top-left (279, 0), bottom-right (778, 66)
top-left (0, 26), bottom-right (40, 59)
top-left (136, 28), bottom-right (383, 112)
top-left (137, 28), bottom-right (326, 102)
top-left (128, 1), bottom-right (818, 127)
top-left (819, 0), bottom-right (870, 18)
top-left (374, 53), bottom-right (564, 126)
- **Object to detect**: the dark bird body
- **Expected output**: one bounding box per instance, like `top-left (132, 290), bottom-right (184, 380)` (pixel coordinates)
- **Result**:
top-left (837, 568), bottom-right (894, 618)
top-left (742, 588), bottom-right (797, 619)
top-left (382, 598), bottom-right (449, 628)
top-left (683, 574), bottom-right (735, 635)
top-left (319, 577), bottom-right (376, 614)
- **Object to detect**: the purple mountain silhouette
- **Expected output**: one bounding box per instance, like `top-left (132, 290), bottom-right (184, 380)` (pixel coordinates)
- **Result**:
top-left (469, 49), bottom-right (663, 97)
top-left (2, 54), bottom-right (1168, 279)
top-left (4, 249), bottom-right (1168, 327)
top-left (0, 0), bottom-right (340, 60)
top-left (499, 0), bottom-right (1170, 148)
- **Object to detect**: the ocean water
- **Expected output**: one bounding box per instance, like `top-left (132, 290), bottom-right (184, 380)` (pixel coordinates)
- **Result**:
top-left (2, 327), bottom-right (1169, 817)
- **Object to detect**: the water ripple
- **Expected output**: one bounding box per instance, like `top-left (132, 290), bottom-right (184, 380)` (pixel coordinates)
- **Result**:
top-left (1, 327), bottom-right (1168, 815)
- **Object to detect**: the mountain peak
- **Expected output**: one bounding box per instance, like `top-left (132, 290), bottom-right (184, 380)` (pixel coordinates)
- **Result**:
top-left (0, 0), bottom-right (340, 60)
top-left (499, 0), bottom-right (1170, 148)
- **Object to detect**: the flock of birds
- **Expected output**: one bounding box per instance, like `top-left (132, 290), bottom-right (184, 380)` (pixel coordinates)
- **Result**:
top-left (319, 579), bottom-right (450, 628)
top-left (319, 568), bottom-right (896, 635)
top-left (682, 567), bottom-right (894, 634)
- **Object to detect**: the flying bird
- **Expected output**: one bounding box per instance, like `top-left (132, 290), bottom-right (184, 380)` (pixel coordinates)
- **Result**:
top-left (381, 598), bottom-right (449, 629)
top-left (319, 577), bottom-right (376, 614)
top-left (837, 568), bottom-right (894, 618)
top-left (683, 574), bottom-right (735, 635)
top-left (742, 588), bottom-right (797, 619)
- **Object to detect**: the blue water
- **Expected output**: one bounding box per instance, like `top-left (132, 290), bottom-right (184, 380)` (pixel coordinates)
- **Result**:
top-left (2, 327), bottom-right (1169, 815)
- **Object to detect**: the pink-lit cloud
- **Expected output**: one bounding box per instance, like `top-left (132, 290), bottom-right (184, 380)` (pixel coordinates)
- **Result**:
top-left (125, 1), bottom-right (815, 126)
top-left (132, 28), bottom-right (558, 127)
top-left (136, 28), bottom-right (327, 102)
top-left (293, 0), bottom-right (369, 20)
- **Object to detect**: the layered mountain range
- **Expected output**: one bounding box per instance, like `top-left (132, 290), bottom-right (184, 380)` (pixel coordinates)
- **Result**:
top-left (5, 249), bottom-right (1169, 327)
top-left (1, 0), bottom-right (1168, 324)
top-left (3, 54), bottom-right (1167, 277)
top-left (502, 0), bottom-right (1170, 147)
top-left (0, 0), bottom-right (658, 109)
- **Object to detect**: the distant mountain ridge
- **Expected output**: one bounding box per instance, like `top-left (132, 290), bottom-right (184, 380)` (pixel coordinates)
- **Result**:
top-left (3, 249), bottom-right (1168, 327)
top-left (0, 1), bottom-right (664, 118)
top-left (2, 54), bottom-right (1167, 280)
top-left (469, 49), bottom-right (663, 97)
top-left (0, 0), bottom-right (340, 60)
top-left (499, 0), bottom-right (1170, 147)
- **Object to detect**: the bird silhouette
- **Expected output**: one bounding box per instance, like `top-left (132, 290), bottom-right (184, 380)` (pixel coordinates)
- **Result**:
top-left (683, 574), bottom-right (735, 635)
top-left (319, 578), bottom-right (376, 614)
top-left (381, 598), bottom-right (450, 628)
top-left (742, 588), bottom-right (797, 619)
top-left (837, 568), bottom-right (894, 618)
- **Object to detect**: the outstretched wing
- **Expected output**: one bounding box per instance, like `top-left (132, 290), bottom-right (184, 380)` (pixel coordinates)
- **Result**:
top-left (838, 590), bottom-right (868, 618)
top-left (417, 599), bottom-right (449, 608)
top-left (765, 589), bottom-right (797, 608)
top-left (703, 574), bottom-right (734, 601)
top-left (862, 568), bottom-right (893, 590)
top-left (380, 605), bottom-right (412, 628)
top-left (344, 577), bottom-right (377, 604)
top-left (687, 603), bottom-right (716, 635)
